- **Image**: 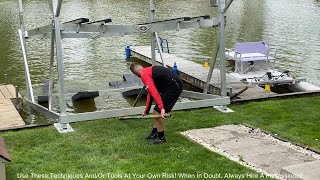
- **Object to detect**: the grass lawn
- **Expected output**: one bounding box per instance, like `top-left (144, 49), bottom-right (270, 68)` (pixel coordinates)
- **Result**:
top-left (1, 96), bottom-right (319, 180)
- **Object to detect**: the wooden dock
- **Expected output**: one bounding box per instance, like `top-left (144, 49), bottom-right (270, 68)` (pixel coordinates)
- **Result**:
top-left (0, 84), bottom-right (25, 129)
top-left (130, 46), bottom-right (277, 100)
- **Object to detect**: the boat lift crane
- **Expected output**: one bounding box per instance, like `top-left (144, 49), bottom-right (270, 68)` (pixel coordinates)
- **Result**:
top-left (18, 0), bottom-right (233, 133)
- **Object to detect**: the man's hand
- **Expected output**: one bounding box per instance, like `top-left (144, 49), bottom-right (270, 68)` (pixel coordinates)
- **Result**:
top-left (141, 113), bottom-right (147, 118)
top-left (160, 109), bottom-right (166, 119)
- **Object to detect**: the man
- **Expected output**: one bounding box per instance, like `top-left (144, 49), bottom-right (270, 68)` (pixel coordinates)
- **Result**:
top-left (130, 63), bottom-right (182, 144)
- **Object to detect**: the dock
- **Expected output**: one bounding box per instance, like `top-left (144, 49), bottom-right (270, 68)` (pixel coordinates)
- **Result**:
top-left (130, 46), bottom-right (277, 100)
top-left (0, 84), bottom-right (25, 129)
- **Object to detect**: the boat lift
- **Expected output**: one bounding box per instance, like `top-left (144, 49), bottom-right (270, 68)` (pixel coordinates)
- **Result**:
top-left (18, 0), bottom-right (233, 133)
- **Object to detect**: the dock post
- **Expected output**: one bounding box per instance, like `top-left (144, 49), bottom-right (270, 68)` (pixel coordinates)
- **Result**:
top-left (4, 74), bottom-right (8, 84)
top-left (15, 86), bottom-right (19, 99)
top-left (149, 0), bottom-right (157, 65)
top-left (229, 87), bottom-right (232, 97)
top-left (125, 45), bottom-right (131, 60)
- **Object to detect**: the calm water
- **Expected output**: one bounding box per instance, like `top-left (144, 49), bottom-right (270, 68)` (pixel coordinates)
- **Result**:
top-left (0, 0), bottom-right (319, 124)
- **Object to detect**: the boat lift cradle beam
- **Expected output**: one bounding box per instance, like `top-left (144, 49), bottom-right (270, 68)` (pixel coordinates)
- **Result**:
top-left (25, 17), bottom-right (219, 39)
top-left (18, 0), bottom-right (231, 132)
top-left (25, 91), bottom-right (229, 123)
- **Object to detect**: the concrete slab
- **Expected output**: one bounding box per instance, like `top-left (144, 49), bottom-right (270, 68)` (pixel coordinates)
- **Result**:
top-left (182, 125), bottom-right (320, 178)
top-left (280, 160), bottom-right (320, 180)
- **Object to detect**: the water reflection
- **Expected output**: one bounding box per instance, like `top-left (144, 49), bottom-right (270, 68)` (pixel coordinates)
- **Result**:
top-left (72, 99), bottom-right (97, 113)
top-left (228, 0), bottom-right (266, 42)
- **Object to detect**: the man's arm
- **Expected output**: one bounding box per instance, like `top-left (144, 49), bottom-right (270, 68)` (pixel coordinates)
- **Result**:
top-left (141, 74), bottom-right (164, 111)
top-left (144, 93), bottom-right (153, 115)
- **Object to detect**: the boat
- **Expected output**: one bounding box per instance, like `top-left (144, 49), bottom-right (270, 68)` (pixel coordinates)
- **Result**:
top-left (225, 41), bottom-right (320, 93)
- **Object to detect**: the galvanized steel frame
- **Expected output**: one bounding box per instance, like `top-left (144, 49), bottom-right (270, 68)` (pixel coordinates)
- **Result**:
top-left (18, 0), bottom-right (231, 129)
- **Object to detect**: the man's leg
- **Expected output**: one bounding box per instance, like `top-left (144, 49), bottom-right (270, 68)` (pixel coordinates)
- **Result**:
top-left (152, 110), bottom-right (166, 144)
top-left (144, 112), bottom-right (158, 140)
top-left (151, 87), bottom-right (182, 144)
top-left (153, 111), bottom-right (164, 131)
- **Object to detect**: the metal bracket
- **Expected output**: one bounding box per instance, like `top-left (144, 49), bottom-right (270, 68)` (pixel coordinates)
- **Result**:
top-left (54, 123), bottom-right (74, 133)
top-left (213, 105), bottom-right (234, 113)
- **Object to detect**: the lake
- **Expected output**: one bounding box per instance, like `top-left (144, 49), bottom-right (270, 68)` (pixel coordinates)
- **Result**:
top-left (0, 0), bottom-right (319, 123)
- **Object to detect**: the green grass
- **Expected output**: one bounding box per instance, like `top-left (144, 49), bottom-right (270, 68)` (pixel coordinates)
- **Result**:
top-left (1, 96), bottom-right (320, 180)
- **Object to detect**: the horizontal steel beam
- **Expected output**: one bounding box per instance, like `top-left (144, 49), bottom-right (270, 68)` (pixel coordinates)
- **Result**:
top-left (181, 90), bottom-right (220, 99)
top-left (26, 100), bottom-right (60, 120)
top-left (64, 18), bottom-right (218, 33)
top-left (59, 96), bottom-right (229, 123)
top-left (27, 93), bottom-right (229, 124)
top-left (172, 96), bottom-right (229, 111)
top-left (26, 24), bottom-right (53, 38)
top-left (26, 18), bottom-right (219, 39)
top-left (60, 106), bottom-right (147, 123)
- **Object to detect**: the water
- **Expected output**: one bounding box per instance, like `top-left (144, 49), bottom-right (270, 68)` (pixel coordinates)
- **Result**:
top-left (0, 0), bottom-right (319, 124)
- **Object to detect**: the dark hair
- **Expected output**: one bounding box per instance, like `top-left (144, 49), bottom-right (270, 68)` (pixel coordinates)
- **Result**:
top-left (130, 63), bottom-right (139, 73)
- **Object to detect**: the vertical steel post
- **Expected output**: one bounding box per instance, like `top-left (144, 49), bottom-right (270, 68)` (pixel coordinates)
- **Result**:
top-left (49, 0), bottom-right (75, 133)
top-left (49, 0), bottom-right (74, 133)
top-left (149, 0), bottom-right (156, 65)
top-left (55, 0), bottom-right (63, 17)
top-left (48, 23), bottom-right (55, 111)
top-left (203, 34), bottom-right (220, 94)
top-left (18, 0), bottom-right (35, 102)
top-left (52, 0), bottom-right (67, 113)
top-left (154, 32), bottom-right (166, 67)
top-left (218, 0), bottom-right (227, 97)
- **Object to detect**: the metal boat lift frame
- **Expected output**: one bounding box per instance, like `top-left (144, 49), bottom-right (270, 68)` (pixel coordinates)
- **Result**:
top-left (18, 0), bottom-right (232, 132)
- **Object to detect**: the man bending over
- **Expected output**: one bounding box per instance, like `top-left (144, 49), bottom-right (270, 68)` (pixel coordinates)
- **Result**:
top-left (130, 63), bottom-right (182, 144)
